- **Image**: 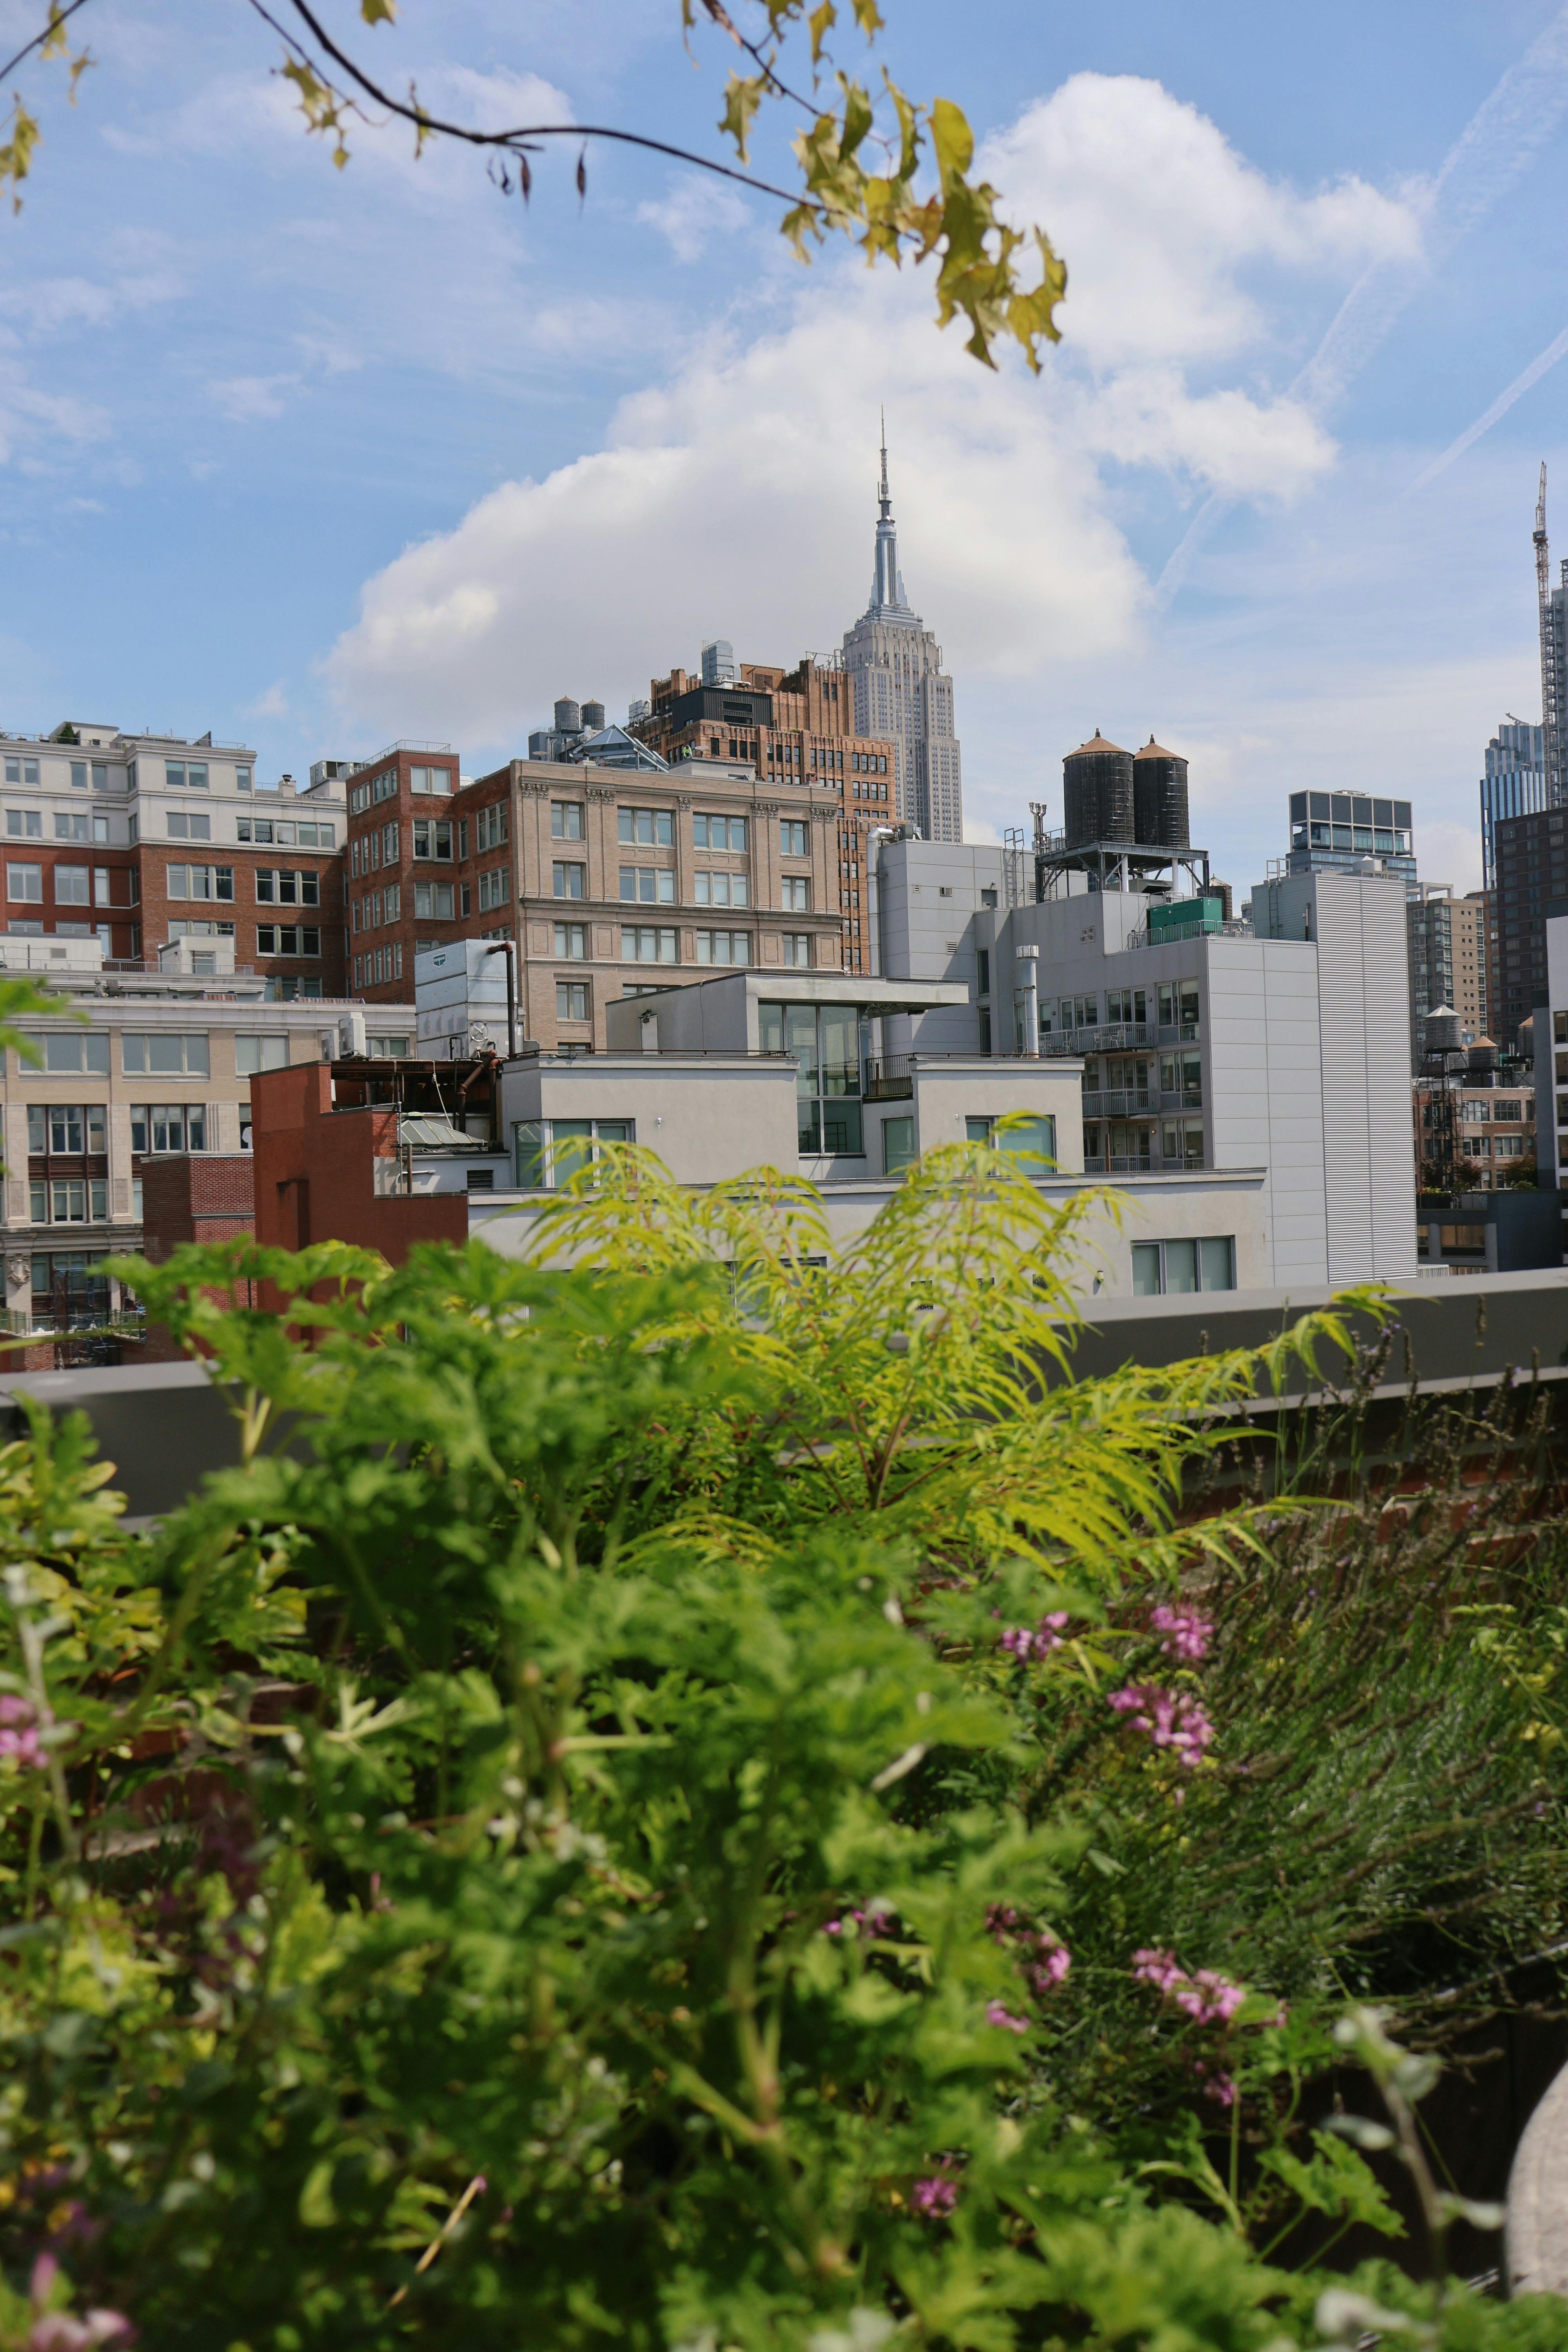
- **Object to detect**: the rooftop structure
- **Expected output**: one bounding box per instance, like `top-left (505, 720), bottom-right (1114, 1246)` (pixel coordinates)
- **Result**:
top-left (1285, 789), bottom-right (1416, 886)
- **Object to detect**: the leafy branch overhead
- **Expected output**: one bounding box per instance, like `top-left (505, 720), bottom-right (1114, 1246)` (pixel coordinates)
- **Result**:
top-left (0, 0), bottom-right (1068, 368)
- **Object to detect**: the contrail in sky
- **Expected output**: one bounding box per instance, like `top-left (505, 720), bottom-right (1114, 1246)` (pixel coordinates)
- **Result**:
top-left (1408, 323), bottom-right (1568, 491)
top-left (1156, 2), bottom-right (1568, 603)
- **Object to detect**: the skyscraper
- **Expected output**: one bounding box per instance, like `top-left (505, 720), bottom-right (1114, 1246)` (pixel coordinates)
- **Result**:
top-left (841, 426), bottom-right (964, 844)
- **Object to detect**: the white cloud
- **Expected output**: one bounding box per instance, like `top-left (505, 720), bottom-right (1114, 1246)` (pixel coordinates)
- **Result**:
top-left (245, 679), bottom-right (290, 719)
top-left (321, 75), bottom-right (1419, 755)
top-left (637, 172), bottom-right (753, 262)
top-left (209, 374), bottom-right (300, 423)
top-left (982, 74), bottom-right (1419, 369)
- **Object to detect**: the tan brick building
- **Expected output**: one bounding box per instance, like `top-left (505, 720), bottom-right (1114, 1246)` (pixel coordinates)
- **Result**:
top-left (628, 654), bottom-right (895, 975)
top-left (467, 755), bottom-right (844, 1052)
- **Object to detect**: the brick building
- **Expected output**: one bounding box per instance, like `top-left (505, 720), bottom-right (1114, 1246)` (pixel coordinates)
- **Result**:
top-left (626, 652), bottom-right (895, 975)
top-left (344, 743), bottom-right (467, 1004)
top-left (0, 720), bottom-right (347, 998)
top-left (441, 754), bottom-right (846, 1053)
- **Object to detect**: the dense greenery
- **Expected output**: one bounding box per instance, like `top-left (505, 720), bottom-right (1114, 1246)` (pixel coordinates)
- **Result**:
top-left (0, 1142), bottom-right (1563, 2346)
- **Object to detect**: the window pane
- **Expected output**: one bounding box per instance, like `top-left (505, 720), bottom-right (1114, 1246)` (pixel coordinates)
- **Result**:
top-left (820, 1006), bottom-right (858, 1096)
top-left (514, 1120), bottom-right (546, 1189)
top-left (882, 1116), bottom-right (915, 1176)
top-left (965, 1116), bottom-right (993, 1143)
top-left (784, 1005), bottom-right (817, 1093)
top-left (1199, 1236), bottom-right (1235, 1292)
top-left (552, 1120), bottom-right (593, 1188)
top-left (998, 1114), bottom-right (1055, 1165)
top-left (821, 1099), bottom-right (863, 1156)
top-left (1163, 1238), bottom-right (1199, 1294)
top-left (1131, 1242), bottom-right (1161, 1296)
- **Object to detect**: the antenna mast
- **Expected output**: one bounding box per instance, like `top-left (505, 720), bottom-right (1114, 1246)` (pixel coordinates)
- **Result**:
top-left (1537, 462), bottom-right (1562, 804)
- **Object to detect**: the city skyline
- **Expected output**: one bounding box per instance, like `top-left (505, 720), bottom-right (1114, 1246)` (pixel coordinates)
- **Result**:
top-left (2, 6), bottom-right (1568, 899)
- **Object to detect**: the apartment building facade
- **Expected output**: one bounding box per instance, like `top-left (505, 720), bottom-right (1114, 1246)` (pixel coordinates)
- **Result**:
top-left (343, 742), bottom-right (466, 1004)
top-left (0, 722), bottom-right (346, 998)
top-left (625, 652), bottom-right (895, 975)
top-left (434, 754), bottom-right (846, 1052)
top-left (0, 938), bottom-right (411, 1334)
top-left (875, 840), bottom-right (1417, 1289)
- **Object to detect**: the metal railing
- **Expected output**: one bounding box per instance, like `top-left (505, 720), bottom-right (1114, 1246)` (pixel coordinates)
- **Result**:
top-left (864, 1055), bottom-right (913, 1100)
top-left (1084, 1150), bottom-right (1207, 1176)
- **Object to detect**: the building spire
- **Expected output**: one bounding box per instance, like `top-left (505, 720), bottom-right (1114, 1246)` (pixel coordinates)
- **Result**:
top-left (869, 412), bottom-right (911, 617)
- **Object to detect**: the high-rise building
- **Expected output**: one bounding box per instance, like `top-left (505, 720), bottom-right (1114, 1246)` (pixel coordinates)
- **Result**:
top-left (1285, 790), bottom-right (1416, 885)
top-left (1480, 719), bottom-right (1544, 889)
top-left (1492, 802), bottom-right (1568, 1048)
top-left (1405, 883), bottom-right (1488, 1071)
top-left (840, 429), bottom-right (964, 844)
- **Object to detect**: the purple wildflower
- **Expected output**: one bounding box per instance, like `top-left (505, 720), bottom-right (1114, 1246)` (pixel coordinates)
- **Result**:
top-left (1151, 1604), bottom-right (1211, 1663)
top-left (1030, 1940), bottom-right (1071, 1993)
top-left (1132, 1949), bottom-right (1247, 2027)
top-left (1107, 1684), bottom-right (1213, 1768)
top-left (985, 2000), bottom-right (1030, 2034)
top-left (1000, 1611), bottom-right (1070, 1662)
top-left (911, 2176), bottom-right (959, 2217)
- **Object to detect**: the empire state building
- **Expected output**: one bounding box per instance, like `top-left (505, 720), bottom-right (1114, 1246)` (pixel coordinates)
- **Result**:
top-left (840, 427), bottom-right (964, 843)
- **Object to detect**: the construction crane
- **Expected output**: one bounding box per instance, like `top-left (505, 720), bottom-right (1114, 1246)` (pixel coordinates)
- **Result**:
top-left (1536, 462), bottom-right (1563, 805)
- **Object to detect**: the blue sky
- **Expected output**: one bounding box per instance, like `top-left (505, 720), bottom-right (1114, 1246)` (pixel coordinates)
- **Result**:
top-left (2, 0), bottom-right (1568, 892)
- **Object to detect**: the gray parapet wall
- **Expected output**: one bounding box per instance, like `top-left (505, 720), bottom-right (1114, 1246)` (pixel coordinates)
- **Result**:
top-left (1508, 2062), bottom-right (1568, 2295)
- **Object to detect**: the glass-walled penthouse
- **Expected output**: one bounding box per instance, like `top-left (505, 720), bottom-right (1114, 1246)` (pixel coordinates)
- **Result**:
top-left (1287, 791), bottom-right (1415, 883)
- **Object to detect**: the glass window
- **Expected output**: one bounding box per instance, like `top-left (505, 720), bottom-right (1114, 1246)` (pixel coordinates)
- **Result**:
top-left (3, 757), bottom-right (39, 786)
top-left (996, 1114), bottom-right (1056, 1165)
top-left (692, 813), bottom-right (746, 850)
top-left (620, 867), bottom-right (675, 904)
top-left (6, 810), bottom-right (41, 838)
top-left (621, 926), bottom-right (677, 963)
top-left (553, 863), bottom-right (586, 899)
top-left (7, 864), bottom-right (41, 902)
top-left (121, 1033), bottom-right (209, 1076)
top-left (555, 922), bottom-right (588, 959)
top-left (552, 802), bottom-right (584, 840)
top-left (235, 1035), bottom-right (290, 1076)
top-left (1131, 1243), bottom-right (1161, 1297)
top-left (695, 930), bottom-right (752, 964)
top-left (1163, 1238), bottom-right (1199, 1294)
top-left (52, 867), bottom-right (89, 904)
top-left (780, 819), bottom-right (808, 857)
top-left (412, 883), bottom-right (455, 921)
top-left (1200, 1236), bottom-right (1235, 1291)
top-left (556, 981), bottom-right (590, 1022)
top-left (965, 1116), bottom-right (994, 1143)
top-left (780, 877), bottom-right (809, 911)
top-left (618, 806), bottom-right (674, 847)
top-left (695, 871), bottom-right (750, 907)
top-left (882, 1116), bottom-right (916, 1176)
top-left (783, 934), bottom-right (812, 968)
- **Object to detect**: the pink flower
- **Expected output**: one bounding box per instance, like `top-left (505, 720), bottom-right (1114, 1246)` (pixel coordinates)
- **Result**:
top-left (0, 1724), bottom-right (43, 1766)
top-left (0, 1694), bottom-right (34, 1726)
top-left (999, 1612), bottom-right (1071, 1662)
top-left (1030, 1940), bottom-right (1071, 1992)
top-left (1133, 1950), bottom-right (1247, 2027)
top-left (912, 2176), bottom-right (959, 2216)
top-left (1107, 1684), bottom-right (1213, 1768)
top-left (1151, 1604), bottom-right (1211, 1663)
top-left (985, 2000), bottom-right (1030, 2034)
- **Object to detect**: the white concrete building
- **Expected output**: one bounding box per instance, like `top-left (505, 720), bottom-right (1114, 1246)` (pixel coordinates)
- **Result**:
top-left (419, 962), bottom-right (1271, 1302)
top-left (872, 838), bottom-right (1417, 1290)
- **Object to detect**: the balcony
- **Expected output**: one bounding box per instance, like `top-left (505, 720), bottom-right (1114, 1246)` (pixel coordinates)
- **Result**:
top-left (864, 1055), bottom-right (914, 1100)
top-left (1084, 1149), bottom-right (1207, 1176)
